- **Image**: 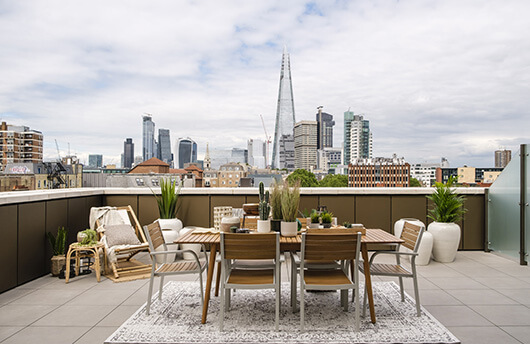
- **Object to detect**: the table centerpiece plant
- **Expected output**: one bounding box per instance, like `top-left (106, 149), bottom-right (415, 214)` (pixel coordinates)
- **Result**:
top-left (257, 181), bottom-right (271, 233)
top-left (269, 180), bottom-right (283, 232)
top-left (280, 180), bottom-right (300, 237)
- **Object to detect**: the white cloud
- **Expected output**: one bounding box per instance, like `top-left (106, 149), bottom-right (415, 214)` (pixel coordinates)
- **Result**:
top-left (1, 0), bottom-right (529, 168)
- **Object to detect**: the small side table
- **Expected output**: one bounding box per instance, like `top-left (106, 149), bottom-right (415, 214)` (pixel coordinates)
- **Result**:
top-left (65, 242), bottom-right (105, 283)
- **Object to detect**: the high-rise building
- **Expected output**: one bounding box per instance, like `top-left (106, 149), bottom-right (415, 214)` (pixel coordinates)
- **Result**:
top-left (317, 147), bottom-right (342, 173)
top-left (231, 148), bottom-right (248, 165)
top-left (157, 129), bottom-right (172, 166)
top-left (495, 149), bottom-right (511, 168)
top-left (175, 137), bottom-right (197, 169)
top-left (88, 154), bottom-right (103, 168)
top-left (0, 121), bottom-right (43, 171)
top-left (142, 115), bottom-right (156, 161)
top-left (279, 134), bottom-right (295, 170)
top-left (344, 111), bottom-right (372, 165)
top-left (272, 47), bottom-right (296, 169)
top-left (316, 107), bottom-right (335, 150)
top-left (123, 138), bottom-right (134, 168)
top-left (248, 139), bottom-right (266, 169)
top-left (294, 120), bottom-right (318, 170)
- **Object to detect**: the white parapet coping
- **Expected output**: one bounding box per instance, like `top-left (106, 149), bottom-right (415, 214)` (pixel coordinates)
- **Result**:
top-left (0, 187), bottom-right (487, 205)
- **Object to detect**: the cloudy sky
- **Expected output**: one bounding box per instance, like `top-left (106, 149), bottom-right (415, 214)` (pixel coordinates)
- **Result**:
top-left (1, 0), bottom-right (529, 168)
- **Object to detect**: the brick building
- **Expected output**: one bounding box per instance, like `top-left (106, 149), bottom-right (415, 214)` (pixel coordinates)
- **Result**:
top-left (348, 156), bottom-right (410, 187)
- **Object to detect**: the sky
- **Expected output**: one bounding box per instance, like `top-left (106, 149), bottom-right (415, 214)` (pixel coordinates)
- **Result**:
top-left (1, 0), bottom-right (529, 168)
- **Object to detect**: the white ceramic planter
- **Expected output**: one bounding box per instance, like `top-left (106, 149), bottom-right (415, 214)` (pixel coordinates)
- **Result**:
top-left (257, 219), bottom-right (271, 233)
top-left (428, 221), bottom-right (461, 263)
top-left (281, 221), bottom-right (298, 237)
top-left (179, 226), bottom-right (202, 261)
top-left (416, 231), bottom-right (433, 266)
top-left (156, 218), bottom-right (183, 264)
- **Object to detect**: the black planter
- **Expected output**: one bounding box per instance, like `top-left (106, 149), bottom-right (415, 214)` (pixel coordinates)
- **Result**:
top-left (271, 219), bottom-right (281, 232)
top-left (322, 223), bottom-right (332, 228)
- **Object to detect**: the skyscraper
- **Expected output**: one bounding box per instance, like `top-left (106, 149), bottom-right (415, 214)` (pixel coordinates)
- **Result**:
top-left (248, 138), bottom-right (266, 169)
top-left (88, 154), bottom-right (103, 168)
top-left (142, 115), bottom-right (156, 161)
top-left (123, 138), bottom-right (134, 168)
top-left (175, 137), bottom-right (197, 169)
top-left (495, 149), bottom-right (511, 168)
top-left (0, 121), bottom-right (43, 170)
top-left (271, 47), bottom-right (296, 169)
top-left (294, 120), bottom-right (318, 170)
top-left (344, 111), bottom-right (372, 164)
top-left (157, 129), bottom-right (172, 166)
top-left (316, 107), bottom-right (335, 150)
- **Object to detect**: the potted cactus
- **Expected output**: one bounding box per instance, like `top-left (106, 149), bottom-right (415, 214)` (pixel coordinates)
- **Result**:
top-left (257, 182), bottom-right (271, 233)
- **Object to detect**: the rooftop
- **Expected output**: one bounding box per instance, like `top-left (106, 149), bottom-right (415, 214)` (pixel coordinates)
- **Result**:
top-left (0, 251), bottom-right (529, 344)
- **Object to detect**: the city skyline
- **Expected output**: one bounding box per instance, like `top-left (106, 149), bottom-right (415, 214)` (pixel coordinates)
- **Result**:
top-left (1, 1), bottom-right (529, 168)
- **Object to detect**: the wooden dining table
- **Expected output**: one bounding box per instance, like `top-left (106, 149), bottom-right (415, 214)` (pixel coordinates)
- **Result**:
top-left (175, 228), bottom-right (404, 324)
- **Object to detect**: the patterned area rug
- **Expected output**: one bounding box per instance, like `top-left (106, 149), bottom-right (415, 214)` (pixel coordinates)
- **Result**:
top-left (106, 281), bottom-right (460, 344)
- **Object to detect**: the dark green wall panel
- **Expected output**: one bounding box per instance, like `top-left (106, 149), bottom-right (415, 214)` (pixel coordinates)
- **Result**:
top-left (355, 196), bottom-right (391, 232)
top-left (391, 196), bottom-right (428, 235)
top-left (319, 195), bottom-right (355, 225)
top-left (462, 195), bottom-right (485, 250)
top-left (18, 202), bottom-right (46, 284)
top-left (138, 195), bottom-right (159, 226)
top-left (180, 195), bottom-right (210, 227)
top-left (0, 205), bottom-right (18, 292)
top-left (45, 199), bottom-right (68, 271)
top-left (104, 195), bottom-right (139, 215)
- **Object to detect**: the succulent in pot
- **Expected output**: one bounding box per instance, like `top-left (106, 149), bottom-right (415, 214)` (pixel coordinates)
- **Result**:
top-left (257, 182), bottom-right (271, 233)
top-left (320, 211), bottom-right (333, 228)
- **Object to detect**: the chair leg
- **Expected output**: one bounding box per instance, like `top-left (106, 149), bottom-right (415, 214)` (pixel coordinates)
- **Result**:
top-left (146, 272), bottom-right (155, 315)
top-left (198, 268), bottom-right (205, 307)
top-left (219, 282), bottom-right (224, 331)
top-left (341, 289), bottom-right (348, 311)
top-left (300, 282), bottom-right (305, 331)
top-left (398, 276), bottom-right (404, 302)
top-left (158, 275), bottom-right (165, 300)
top-left (275, 283), bottom-right (280, 331)
top-left (354, 285), bottom-right (360, 331)
top-left (412, 276), bottom-right (421, 316)
top-left (291, 255), bottom-right (297, 312)
top-left (362, 281), bottom-right (367, 318)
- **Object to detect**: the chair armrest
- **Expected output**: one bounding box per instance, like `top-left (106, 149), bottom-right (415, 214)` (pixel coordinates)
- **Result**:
top-left (369, 250), bottom-right (418, 264)
top-left (150, 250), bottom-right (179, 256)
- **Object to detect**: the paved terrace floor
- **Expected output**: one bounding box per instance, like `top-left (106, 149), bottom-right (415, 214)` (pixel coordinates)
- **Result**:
top-left (1, 251), bottom-right (530, 344)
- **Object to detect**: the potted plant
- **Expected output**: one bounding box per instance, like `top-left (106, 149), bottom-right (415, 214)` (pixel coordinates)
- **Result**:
top-left (269, 180), bottom-right (283, 232)
top-left (280, 180), bottom-right (300, 237)
top-left (426, 177), bottom-right (466, 263)
top-left (321, 211), bottom-right (333, 228)
top-left (47, 226), bottom-right (68, 276)
top-left (309, 209), bottom-right (321, 229)
top-left (257, 182), bottom-right (271, 233)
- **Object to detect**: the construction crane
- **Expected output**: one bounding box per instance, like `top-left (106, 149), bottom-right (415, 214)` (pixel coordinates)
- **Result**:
top-left (54, 139), bottom-right (61, 161)
top-left (259, 114), bottom-right (271, 168)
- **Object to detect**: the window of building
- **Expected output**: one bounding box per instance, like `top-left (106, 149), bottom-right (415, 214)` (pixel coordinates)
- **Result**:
top-left (152, 179), bottom-right (159, 186)
top-left (136, 178), bottom-right (145, 186)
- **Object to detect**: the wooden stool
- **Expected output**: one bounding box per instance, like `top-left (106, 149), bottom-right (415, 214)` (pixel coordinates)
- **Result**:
top-left (65, 242), bottom-right (105, 283)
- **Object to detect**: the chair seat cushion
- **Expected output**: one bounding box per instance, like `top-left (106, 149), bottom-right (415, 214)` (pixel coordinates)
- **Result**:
top-left (104, 224), bottom-right (141, 247)
top-left (227, 269), bottom-right (274, 285)
top-left (303, 269), bottom-right (352, 286)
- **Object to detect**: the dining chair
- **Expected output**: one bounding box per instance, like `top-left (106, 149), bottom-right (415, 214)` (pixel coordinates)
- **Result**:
top-left (290, 228), bottom-right (354, 312)
top-left (219, 232), bottom-right (280, 331)
top-left (360, 221), bottom-right (424, 316)
top-left (143, 222), bottom-right (209, 315)
top-left (299, 232), bottom-right (362, 331)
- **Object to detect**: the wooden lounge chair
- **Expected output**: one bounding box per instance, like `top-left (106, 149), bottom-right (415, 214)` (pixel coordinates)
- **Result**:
top-left (91, 205), bottom-right (151, 279)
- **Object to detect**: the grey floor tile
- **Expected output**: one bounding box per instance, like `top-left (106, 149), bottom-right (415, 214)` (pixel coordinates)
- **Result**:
top-left (450, 289), bottom-right (518, 305)
top-left (427, 276), bottom-right (490, 290)
top-left (473, 276), bottom-right (530, 289)
top-left (33, 305), bottom-right (116, 327)
top-left (449, 265), bottom-right (510, 278)
top-left (0, 327), bottom-right (24, 342)
top-left (424, 305), bottom-right (492, 327)
top-left (447, 326), bottom-right (522, 344)
top-left (470, 305), bottom-right (530, 326)
top-left (41, 274), bottom-right (108, 290)
top-left (501, 326), bottom-right (530, 344)
top-left (73, 326), bottom-right (118, 344)
top-left (68, 288), bottom-right (136, 306)
top-left (2, 326), bottom-right (89, 344)
top-left (10, 288), bottom-right (84, 306)
top-left (0, 288), bottom-right (35, 306)
top-left (121, 287), bottom-right (150, 306)
top-left (419, 289), bottom-right (462, 306)
top-left (498, 289), bottom-right (530, 306)
top-left (90, 278), bottom-right (149, 291)
top-left (17, 276), bottom-right (56, 290)
top-left (0, 304), bottom-right (58, 326)
top-left (96, 305), bottom-right (140, 327)
top-left (417, 264), bottom-right (466, 278)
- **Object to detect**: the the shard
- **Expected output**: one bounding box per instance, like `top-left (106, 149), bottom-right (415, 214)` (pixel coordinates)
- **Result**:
top-left (271, 46), bottom-right (296, 170)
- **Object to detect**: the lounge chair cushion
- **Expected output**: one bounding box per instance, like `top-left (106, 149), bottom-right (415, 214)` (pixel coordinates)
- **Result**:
top-left (104, 224), bottom-right (142, 247)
